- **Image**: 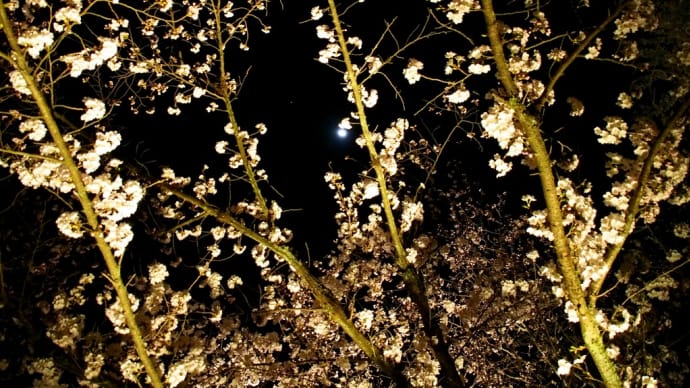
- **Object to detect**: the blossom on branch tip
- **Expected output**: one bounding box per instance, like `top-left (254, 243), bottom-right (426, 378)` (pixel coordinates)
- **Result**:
top-left (94, 131), bottom-right (122, 155)
top-left (666, 250), bottom-right (682, 263)
top-left (80, 98), bottom-right (106, 123)
top-left (19, 119), bottom-right (47, 141)
top-left (17, 27), bottom-right (54, 59)
top-left (403, 59), bottom-right (424, 84)
top-left (56, 211), bottom-right (85, 239)
top-left (192, 87), bottom-right (206, 98)
top-left (489, 154), bottom-right (512, 177)
top-left (54, 6), bottom-right (82, 31)
top-left (444, 86), bottom-right (470, 104)
top-left (468, 63), bottom-right (491, 74)
top-left (215, 141), bottom-right (228, 154)
top-left (566, 97), bottom-right (584, 117)
top-left (310, 7), bottom-right (324, 20)
top-left (318, 43), bottom-right (340, 63)
top-left (594, 116), bottom-right (628, 145)
top-left (365, 56), bottom-right (383, 74)
top-left (316, 25), bottom-right (335, 41)
top-left (617, 92), bottom-right (633, 109)
top-left (338, 118), bottom-right (352, 130)
top-left (9, 70), bottom-right (31, 95)
top-left (547, 48), bottom-right (567, 61)
top-left (673, 223), bottom-right (690, 239)
top-left (564, 301), bottom-right (579, 323)
top-left (556, 356), bottom-right (586, 376)
top-left (255, 123), bottom-right (268, 135)
top-left (444, 0), bottom-right (478, 24)
top-left (167, 107), bottom-right (182, 116)
top-left (61, 38), bottom-right (120, 78)
top-left (347, 36), bottom-right (363, 50)
top-left (584, 38), bottom-right (602, 59)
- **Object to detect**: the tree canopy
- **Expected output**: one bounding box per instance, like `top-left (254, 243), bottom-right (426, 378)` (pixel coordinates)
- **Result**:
top-left (1, 0), bottom-right (689, 387)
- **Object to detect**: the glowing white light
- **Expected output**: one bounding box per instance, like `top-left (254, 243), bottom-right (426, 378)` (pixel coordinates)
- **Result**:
top-left (337, 128), bottom-right (348, 138)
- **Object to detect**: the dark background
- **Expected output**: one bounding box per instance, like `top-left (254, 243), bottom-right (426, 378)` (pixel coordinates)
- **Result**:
top-left (127, 0), bottom-right (467, 259)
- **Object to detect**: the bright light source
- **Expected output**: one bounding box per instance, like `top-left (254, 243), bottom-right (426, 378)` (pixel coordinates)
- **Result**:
top-left (337, 128), bottom-right (348, 138)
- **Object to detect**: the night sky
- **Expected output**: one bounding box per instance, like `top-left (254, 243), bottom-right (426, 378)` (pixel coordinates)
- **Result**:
top-left (120, 0), bottom-right (594, 259)
top-left (127, 0), bottom-right (457, 258)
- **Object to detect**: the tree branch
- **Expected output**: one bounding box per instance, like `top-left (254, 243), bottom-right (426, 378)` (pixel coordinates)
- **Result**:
top-left (480, 0), bottom-right (622, 386)
top-left (590, 95), bottom-right (690, 303)
top-left (327, 1), bottom-right (466, 386)
top-left (211, 3), bottom-right (270, 219)
top-left (0, 2), bottom-right (163, 387)
top-left (161, 184), bottom-right (411, 387)
top-left (535, 1), bottom-right (630, 111)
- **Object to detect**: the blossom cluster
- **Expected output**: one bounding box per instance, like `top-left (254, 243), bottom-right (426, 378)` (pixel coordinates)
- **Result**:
top-left (8, 105), bottom-right (143, 256)
top-left (427, 0), bottom-right (480, 25)
top-left (480, 101), bottom-right (525, 176)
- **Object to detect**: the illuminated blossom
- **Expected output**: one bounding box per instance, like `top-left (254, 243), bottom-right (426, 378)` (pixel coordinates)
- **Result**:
top-left (19, 118), bottom-right (47, 141)
top-left (567, 96), bottom-right (584, 117)
top-left (403, 59), bottom-right (424, 84)
top-left (17, 27), bottom-right (53, 59)
top-left (94, 131), bottom-right (122, 155)
top-left (444, 86), bottom-right (470, 104)
top-left (61, 38), bottom-right (120, 77)
top-left (311, 6), bottom-right (324, 20)
top-left (10, 70), bottom-right (31, 95)
top-left (445, 0), bottom-right (478, 24)
top-left (54, 6), bottom-right (82, 31)
top-left (468, 63), bottom-right (491, 74)
top-left (80, 98), bottom-right (106, 122)
top-left (56, 211), bottom-right (84, 239)
top-left (594, 116), bottom-right (628, 145)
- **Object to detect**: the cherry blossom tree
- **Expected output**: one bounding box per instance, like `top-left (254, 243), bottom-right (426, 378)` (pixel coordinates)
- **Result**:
top-left (411, 0), bottom-right (689, 386)
top-left (1, 0), bottom-right (688, 387)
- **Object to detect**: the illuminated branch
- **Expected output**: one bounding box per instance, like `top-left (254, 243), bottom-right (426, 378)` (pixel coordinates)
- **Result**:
top-left (0, 2), bottom-right (163, 387)
top-left (590, 96), bottom-right (690, 303)
top-left (161, 184), bottom-right (411, 387)
top-left (327, 1), bottom-right (466, 386)
top-left (210, 2), bottom-right (270, 219)
top-left (480, 0), bottom-right (622, 386)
